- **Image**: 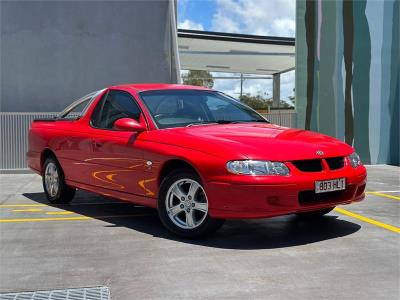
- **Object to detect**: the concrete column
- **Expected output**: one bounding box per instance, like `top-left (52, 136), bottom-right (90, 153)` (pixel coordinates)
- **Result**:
top-left (273, 73), bottom-right (281, 107)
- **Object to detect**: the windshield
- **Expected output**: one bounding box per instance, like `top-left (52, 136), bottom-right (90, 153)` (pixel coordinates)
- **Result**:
top-left (139, 90), bottom-right (268, 129)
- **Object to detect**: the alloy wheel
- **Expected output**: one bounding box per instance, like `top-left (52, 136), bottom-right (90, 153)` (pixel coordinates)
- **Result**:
top-left (165, 178), bottom-right (208, 229)
top-left (44, 162), bottom-right (59, 197)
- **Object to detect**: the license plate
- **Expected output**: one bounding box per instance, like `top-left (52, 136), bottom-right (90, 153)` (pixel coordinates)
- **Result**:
top-left (315, 178), bottom-right (346, 194)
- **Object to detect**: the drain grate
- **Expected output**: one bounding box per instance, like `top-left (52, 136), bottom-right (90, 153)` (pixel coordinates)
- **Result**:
top-left (0, 286), bottom-right (110, 300)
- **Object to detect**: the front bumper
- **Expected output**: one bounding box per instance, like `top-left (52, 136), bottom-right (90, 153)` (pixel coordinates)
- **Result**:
top-left (205, 165), bottom-right (367, 219)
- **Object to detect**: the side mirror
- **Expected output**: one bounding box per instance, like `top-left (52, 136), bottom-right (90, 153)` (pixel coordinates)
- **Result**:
top-left (114, 118), bottom-right (146, 132)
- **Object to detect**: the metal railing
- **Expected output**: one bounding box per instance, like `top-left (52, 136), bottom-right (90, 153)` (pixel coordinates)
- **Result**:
top-left (261, 111), bottom-right (296, 128)
top-left (0, 112), bottom-right (57, 170)
top-left (0, 111), bottom-right (297, 170)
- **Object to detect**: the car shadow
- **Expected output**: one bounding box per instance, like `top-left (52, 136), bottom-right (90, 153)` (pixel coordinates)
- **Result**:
top-left (22, 190), bottom-right (361, 250)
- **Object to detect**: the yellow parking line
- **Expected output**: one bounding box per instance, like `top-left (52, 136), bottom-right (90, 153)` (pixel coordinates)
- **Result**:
top-left (366, 192), bottom-right (400, 201)
top-left (0, 213), bottom-right (152, 223)
top-left (334, 207), bottom-right (400, 233)
top-left (0, 216), bottom-right (91, 222)
top-left (0, 204), bottom-right (47, 207)
top-left (12, 208), bottom-right (43, 212)
top-left (45, 211), bottom-right (74, 215)
top-left (0, 202), bottom-right (134, 208)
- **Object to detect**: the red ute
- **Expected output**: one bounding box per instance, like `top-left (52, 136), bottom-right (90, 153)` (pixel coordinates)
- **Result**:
top-left (27, 84), bottom-right (367, 238)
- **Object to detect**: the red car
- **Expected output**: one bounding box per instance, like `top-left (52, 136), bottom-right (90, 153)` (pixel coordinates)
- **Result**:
top-left (27, 84), bottom-right (367, 238)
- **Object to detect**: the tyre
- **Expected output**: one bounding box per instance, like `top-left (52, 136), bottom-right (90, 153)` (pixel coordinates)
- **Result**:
top-left (296, 207), bottom-right (335, 219)
top-left (42, 156), bottom-right (76, 204)
top-left (158, 169), bottom-right (224, 238)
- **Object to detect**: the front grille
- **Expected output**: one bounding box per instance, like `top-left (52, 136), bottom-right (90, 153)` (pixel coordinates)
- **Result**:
top-left (292, 157), bottom-right (345, 172)
top-left (292, 159), bottom-right (323, 172)
top-left (326, 157), bottom-right (345, 170)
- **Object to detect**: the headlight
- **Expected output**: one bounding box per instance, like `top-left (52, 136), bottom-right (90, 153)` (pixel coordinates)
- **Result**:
top-left (226, 160), bottom-right (290, 176)
top-left (348, 152), bottom-right (362, 168)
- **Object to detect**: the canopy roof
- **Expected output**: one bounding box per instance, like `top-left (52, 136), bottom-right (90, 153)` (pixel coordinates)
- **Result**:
top-left (177, 29), bottom-right (295, 75)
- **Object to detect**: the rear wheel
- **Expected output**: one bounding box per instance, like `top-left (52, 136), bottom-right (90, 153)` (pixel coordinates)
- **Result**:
top-left (42, 156), bottom-right (75, 204)
top-left (158, 169), bottom-right (224, 238)
top-left (296, 207), bottom-right (335, 219)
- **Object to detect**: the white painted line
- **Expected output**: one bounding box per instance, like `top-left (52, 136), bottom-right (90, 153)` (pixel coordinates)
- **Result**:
top-left (367, 190), bottom-right (400, 193)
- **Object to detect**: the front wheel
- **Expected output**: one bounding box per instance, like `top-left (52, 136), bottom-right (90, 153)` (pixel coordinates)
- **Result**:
top-left (296, 207), bottom-right (335, 219)
top-left (158, 169), bottom-right (224, 238)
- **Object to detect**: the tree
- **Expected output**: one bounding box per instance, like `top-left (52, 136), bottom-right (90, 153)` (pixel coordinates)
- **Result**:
top-left (288, 87), bottom-right (295, 107)
top-left (182, 70), bottom-right (214, 88)
top-left (239, 94), bottom-right (272, 110)
top-left (279, 100), bottom-right (294, 108)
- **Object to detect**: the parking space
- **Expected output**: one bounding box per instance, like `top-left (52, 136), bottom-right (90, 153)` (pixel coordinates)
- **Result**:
top-left (0, 165), bottom-right (399, 299)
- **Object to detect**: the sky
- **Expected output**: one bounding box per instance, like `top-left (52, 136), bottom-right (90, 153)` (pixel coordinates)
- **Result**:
top-left (177, 0), bottom-right (296, 104)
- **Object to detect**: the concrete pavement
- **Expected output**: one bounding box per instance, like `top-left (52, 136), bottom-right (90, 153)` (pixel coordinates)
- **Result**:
top-left (0, 165), bottom-right (399, 299)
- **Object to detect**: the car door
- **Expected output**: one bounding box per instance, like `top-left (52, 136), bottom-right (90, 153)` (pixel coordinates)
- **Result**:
top-left (87, 89), bottom-right (146, 196)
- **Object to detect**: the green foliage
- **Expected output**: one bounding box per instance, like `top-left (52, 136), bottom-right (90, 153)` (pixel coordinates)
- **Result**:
top-left (239, 94), bottom-right (271, 110)
top-left (182, 70), bottom-right (214, 88)
top-left (239, 94), bottom-right (294, 110)
top-left (280, 100), bottom-right (294, 108)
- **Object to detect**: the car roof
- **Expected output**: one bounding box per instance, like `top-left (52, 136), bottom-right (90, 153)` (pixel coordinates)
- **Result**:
top-left (109, 83), bottom-right (212, 92)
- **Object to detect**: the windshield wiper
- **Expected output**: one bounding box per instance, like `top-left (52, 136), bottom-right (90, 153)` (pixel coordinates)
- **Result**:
top-left (215, 120), bottom-right (240, 124)
top-left (186, 120), bottom-right (269, 127)
top-left (186, 121), bottom-right (215, 127)
top-left (245, 119), bottom-right (270, 123)
top-left (186, 120), bottom-right (239, 127)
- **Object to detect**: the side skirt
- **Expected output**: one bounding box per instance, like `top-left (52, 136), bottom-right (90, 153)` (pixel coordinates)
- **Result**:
top-left (66, 180), bottom-right (157, 208)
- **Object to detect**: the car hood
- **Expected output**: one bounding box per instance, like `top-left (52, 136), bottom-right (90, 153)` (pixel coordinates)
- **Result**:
top-left (142, 123), bottom-right (354, 161)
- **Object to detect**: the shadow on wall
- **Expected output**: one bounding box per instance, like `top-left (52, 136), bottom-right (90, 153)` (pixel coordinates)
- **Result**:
top-left (22, 190), bottom-right (360, 250)
top-left (296, 0), bottom-right (399, 165)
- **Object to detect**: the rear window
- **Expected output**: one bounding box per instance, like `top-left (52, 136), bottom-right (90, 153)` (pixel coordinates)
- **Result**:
top-left (59, 90), bottom-right (104, 120)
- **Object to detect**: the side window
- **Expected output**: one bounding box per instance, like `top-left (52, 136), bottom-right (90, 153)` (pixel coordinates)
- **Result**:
top-left (91, 90), bottom-right (141, 129)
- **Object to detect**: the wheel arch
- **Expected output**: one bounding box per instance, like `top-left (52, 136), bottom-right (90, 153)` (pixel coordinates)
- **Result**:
top-left (158, 158), bottom-right (202, 186)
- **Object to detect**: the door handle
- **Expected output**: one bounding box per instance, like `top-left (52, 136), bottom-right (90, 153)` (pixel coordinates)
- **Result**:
top-left (93, 141), bottom-right (103, 148)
